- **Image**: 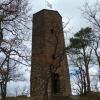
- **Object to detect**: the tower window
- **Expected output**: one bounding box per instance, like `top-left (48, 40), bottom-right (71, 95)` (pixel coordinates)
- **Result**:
top-left (52, 73), bottom-right (60, 94)
top-left (51, 29), bottom-right (54, 34)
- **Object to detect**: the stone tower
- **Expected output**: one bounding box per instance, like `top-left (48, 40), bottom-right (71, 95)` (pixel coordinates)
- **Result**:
top-left (31, 9), bottom-right (71, 100)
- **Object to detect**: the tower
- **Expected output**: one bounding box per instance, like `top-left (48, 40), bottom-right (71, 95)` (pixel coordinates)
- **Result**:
top-left (31, 9), bottom-right (71, 100)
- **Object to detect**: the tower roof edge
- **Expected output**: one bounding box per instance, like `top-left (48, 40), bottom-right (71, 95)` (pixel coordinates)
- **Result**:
top-left (33, 9), bottom-right (62, 18)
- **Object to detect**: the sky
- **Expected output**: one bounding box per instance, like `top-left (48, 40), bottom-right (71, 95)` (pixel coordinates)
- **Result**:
top-left (29, 0), bottom-right (99, 33)
top-left (29, 0), bottom-right (100, 94)
top-left (6, 0), bottom-right (100, 96)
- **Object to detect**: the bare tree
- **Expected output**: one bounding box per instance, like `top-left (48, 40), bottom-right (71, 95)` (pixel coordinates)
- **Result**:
top-left (44, 29), bottom-right (68, 100)
top-left (82, 1), bottom-right (100, 82)
top-left (69, 53), bottom-right (87, 95)
top-left (67, 27), bottom-right (94, 94)
top-left (0, 42), bottom-right (30, 100)
top-left (0, 0), bottom-right (31, 99)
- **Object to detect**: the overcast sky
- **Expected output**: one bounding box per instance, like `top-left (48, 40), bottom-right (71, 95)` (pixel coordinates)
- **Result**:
top-left (29, 0), bottom-right (99, 33)
top-left (28, 0), bottom-right (100, 94)
top-left (7, 0), bottom-right (100, 96)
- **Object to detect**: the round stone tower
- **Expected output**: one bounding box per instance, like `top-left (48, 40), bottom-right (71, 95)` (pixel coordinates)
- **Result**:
top-left (31, 9), bottom-right (71, 100)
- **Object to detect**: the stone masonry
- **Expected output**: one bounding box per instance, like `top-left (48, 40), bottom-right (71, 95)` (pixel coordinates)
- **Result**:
top-left (31, 9), bottom-right (71, 100)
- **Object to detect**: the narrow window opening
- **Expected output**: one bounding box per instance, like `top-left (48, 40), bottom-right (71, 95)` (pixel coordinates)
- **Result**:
top-left (52, 73), bottom-right (60, 94)
top-left (51, 29), bottom-right (54, 34)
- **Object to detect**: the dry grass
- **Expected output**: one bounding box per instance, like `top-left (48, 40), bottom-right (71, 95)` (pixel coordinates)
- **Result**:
top-left (6, 92), bottom-right (100, 100)
top-left (70, 92), bottom-right (100, 100)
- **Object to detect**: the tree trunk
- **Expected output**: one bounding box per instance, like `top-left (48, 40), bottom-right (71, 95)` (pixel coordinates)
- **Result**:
top-left (86, 66), bottom-right (91, 93)
top-left (83, 76), bottom-right (87, 95)
top-left (1, 81), bottom-right (7, 100)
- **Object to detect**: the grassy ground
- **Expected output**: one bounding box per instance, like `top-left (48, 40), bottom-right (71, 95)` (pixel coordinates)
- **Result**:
top-left (70, 92), bottom-right (100, 100)
top-left (7, 92), bottom-right (100, 100)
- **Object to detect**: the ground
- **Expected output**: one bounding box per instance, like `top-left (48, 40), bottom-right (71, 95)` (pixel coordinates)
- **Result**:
top-left (7, 92), bottom-right (100, 100)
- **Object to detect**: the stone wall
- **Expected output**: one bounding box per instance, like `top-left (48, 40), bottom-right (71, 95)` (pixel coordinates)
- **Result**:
top-left (31, 9), bottom-right (71, 99)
